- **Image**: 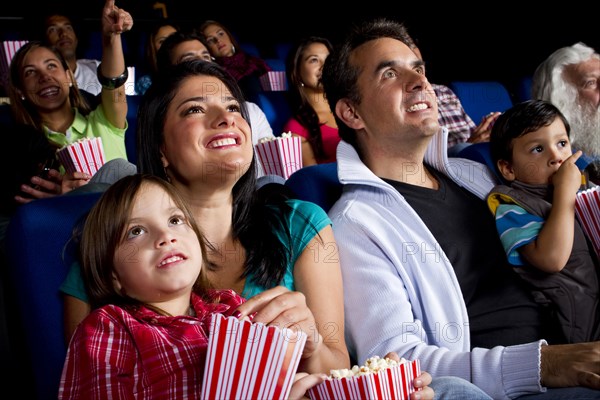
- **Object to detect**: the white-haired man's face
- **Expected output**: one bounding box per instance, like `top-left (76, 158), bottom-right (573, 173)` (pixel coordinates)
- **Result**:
top-left (560, 58), bottom-right (600, 156)
top-left (563, 58), bottom-right (600, 109)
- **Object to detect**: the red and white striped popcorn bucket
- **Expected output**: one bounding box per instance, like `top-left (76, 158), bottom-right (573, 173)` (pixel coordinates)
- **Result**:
top-left (308, 359), bottom-right (421, 400)
top-left (201, 314), bottom-right (307, 400)
top-left (0, 40), bottom-right (28, 89)
top-left (255, 136), bottom-right (303, 180)
top-left (56, 137), bottom-right (106, 176)
top-left (260, 71), bottom-right (288, 91)
top-left (575, 186), bottom-right (600, 257)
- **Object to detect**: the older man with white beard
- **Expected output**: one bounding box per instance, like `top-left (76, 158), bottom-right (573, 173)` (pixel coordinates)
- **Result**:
top-left (532, 42), bottom-right (600, 182)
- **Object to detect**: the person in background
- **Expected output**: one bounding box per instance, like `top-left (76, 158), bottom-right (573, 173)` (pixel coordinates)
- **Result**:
top-left (411, 46), bottom-right (500, 156)
top-left (134, 19), bottom-right (179, 96)
top-left (284, 36), bottom-right (338, 166)
top-left (5, 0), bottom-right (132, 206)
top-left (59, 173), bottom-right (347, 399)
top-left (155, 31), bottom-right (274, 146)
top-left (487, 99), bottom-right (600, 344)
top-left (532, 42), bottom-right (600, 183)
top-left (198, 19), bottom-right (271, 102)
top-left (42, 12), bottom-right (102, 97)
top-left (321, 17), bottom-right (600, 399)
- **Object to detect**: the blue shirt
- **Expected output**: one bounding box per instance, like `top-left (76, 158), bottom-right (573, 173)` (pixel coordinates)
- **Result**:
top-left (60, 199), bottom-right (331, 301)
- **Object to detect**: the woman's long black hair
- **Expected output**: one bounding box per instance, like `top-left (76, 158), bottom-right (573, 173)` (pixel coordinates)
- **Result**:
top-left (137, 59), bottom-right (293, 289)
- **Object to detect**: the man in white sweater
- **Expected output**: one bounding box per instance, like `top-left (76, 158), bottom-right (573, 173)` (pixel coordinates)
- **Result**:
top-left (321, 18), bottom-right (600, 400)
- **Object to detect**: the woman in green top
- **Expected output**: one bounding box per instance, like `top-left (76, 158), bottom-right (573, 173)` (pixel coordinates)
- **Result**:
top-left (7, 0), bottom-right (132, 204)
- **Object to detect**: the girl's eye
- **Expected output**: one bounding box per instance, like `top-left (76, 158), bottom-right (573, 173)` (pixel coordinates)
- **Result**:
top-left (127, 226), bottom-right (146, 239)
top-left (169, 215), bottom-right (185, 226)
top-left (532, 146), bottom-right (543, 153)
top-left (559, 140), bottom-right (568, 147)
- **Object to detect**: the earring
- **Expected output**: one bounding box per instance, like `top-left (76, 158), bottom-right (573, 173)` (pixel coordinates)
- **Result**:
top-left (300, 82), bottom-right (305, 87)
top-left (231, 45), bottom-right (236, 55)
top-left (69, 82), bottom-right (73, 87)
top-left (20, 96), bottom-right (25, 101)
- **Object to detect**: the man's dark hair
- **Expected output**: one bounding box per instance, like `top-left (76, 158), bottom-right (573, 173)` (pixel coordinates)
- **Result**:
top-left (321, 18), bottom-right (416, 151)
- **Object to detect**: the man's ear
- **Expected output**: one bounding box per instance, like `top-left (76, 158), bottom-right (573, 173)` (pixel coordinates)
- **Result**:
top-left (497, 159), bottom-right (515, 182)
top-left (336, 99), bottom-right (364, 130)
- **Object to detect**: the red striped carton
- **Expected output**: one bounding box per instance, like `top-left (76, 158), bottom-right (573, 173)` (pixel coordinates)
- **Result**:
top-left (0, 40), bottom-right (28, 89)
top-left (201, 314), bottom-right (306, 400)
top-left (255, 135), bottom-right (303, 179)
top-left (56, 137), bottom-right (105, 176)
top-left (575, 186), bottom-right (600, 257)
top-left (308, 359), bottom-right (421, 400)
top-left (260, 71), bottom-right (288, 91)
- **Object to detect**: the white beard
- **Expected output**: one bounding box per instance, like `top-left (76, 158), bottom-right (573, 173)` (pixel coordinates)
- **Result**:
top-left (563, 100), bottom-right (600, 157)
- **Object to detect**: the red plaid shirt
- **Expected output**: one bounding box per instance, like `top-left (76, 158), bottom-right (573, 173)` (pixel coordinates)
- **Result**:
top-left (59, 290), bottom-right (245, 400)
top-left (433, 84), bottom-right (477, 149)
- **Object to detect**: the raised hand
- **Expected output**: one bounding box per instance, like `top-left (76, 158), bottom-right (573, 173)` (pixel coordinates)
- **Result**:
top-left (102, 0), bottom-right (133, 36)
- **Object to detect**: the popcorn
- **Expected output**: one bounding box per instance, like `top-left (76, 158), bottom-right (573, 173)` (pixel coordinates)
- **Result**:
top-left (330, 356), bottom-right (404, 379)
top-left (260, 71), bottom-right (288, 91)
top-left (255, 132), bottom-right (302, 179)
top-left (201, 314), bottom-right (306, 400)
top-left (309, 356), bottom-right (421, 400)
top-left (575, 186), bottom-right (600, 257)
top-left (56, 137), bottom-right (105, 176)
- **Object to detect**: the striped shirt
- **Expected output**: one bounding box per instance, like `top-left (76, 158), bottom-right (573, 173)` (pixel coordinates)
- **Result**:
top-left (433, 84), bottom-right (477, 149)
top-left (59, 289), bottom-right (245, 399)
top-left (494, 203), bottom-right (544, 265)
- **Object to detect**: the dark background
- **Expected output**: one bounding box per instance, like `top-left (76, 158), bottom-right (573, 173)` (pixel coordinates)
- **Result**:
top-left (1, 1), bottom-right (598, 96)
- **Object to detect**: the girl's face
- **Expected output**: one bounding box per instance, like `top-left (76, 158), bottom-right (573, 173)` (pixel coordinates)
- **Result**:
top-left (498, 117), bottom-right (573, 185)
top-left (202, 24), bottom-right (234, 58)
top-left (298, 42), bottom-right (329, 90)
top-left (153, 25), bottom-right (177, 53)
top-left (19, 46), bottom-right (72, 109)
top-left (160, 74), bottom-right (252, 184)
top-left (112, 183), bottom-right (203, 305)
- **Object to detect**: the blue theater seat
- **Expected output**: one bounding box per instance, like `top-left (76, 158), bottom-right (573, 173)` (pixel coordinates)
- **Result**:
top-left (285, 162), bottom-right (341, 212)
top-left (449, 81), bottom-right (513, 124)
top-left (5, 191), bottom-right (102, 400)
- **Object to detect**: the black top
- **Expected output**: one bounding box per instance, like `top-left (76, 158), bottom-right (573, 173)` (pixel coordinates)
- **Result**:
top-left (382, 166), bottom-right (562, 348)
top-left (0, 121), bottom-right (58, 216)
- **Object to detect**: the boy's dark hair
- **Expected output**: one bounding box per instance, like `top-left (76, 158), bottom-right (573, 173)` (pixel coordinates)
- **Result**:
top-left (490, 99), bottom-right (571, 169)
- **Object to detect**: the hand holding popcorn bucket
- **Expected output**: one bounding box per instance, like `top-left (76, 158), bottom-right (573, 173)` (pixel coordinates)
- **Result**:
top-left (201, 314), bottom-right (307, 400)
top-left (308, 356), bottom-right (421, 400)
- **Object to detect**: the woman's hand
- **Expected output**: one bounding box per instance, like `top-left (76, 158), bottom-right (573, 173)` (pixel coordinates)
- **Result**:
top-left (102, 0), bottom-right (133, 36)
top-left (468, 111), bottom-right (501, 143)
top-left (61, 171), bottom-right (92, 194)
top-left (14, 168), bottom-right (63, 204)
top-left (234, 286), bottom-right (322, 359)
